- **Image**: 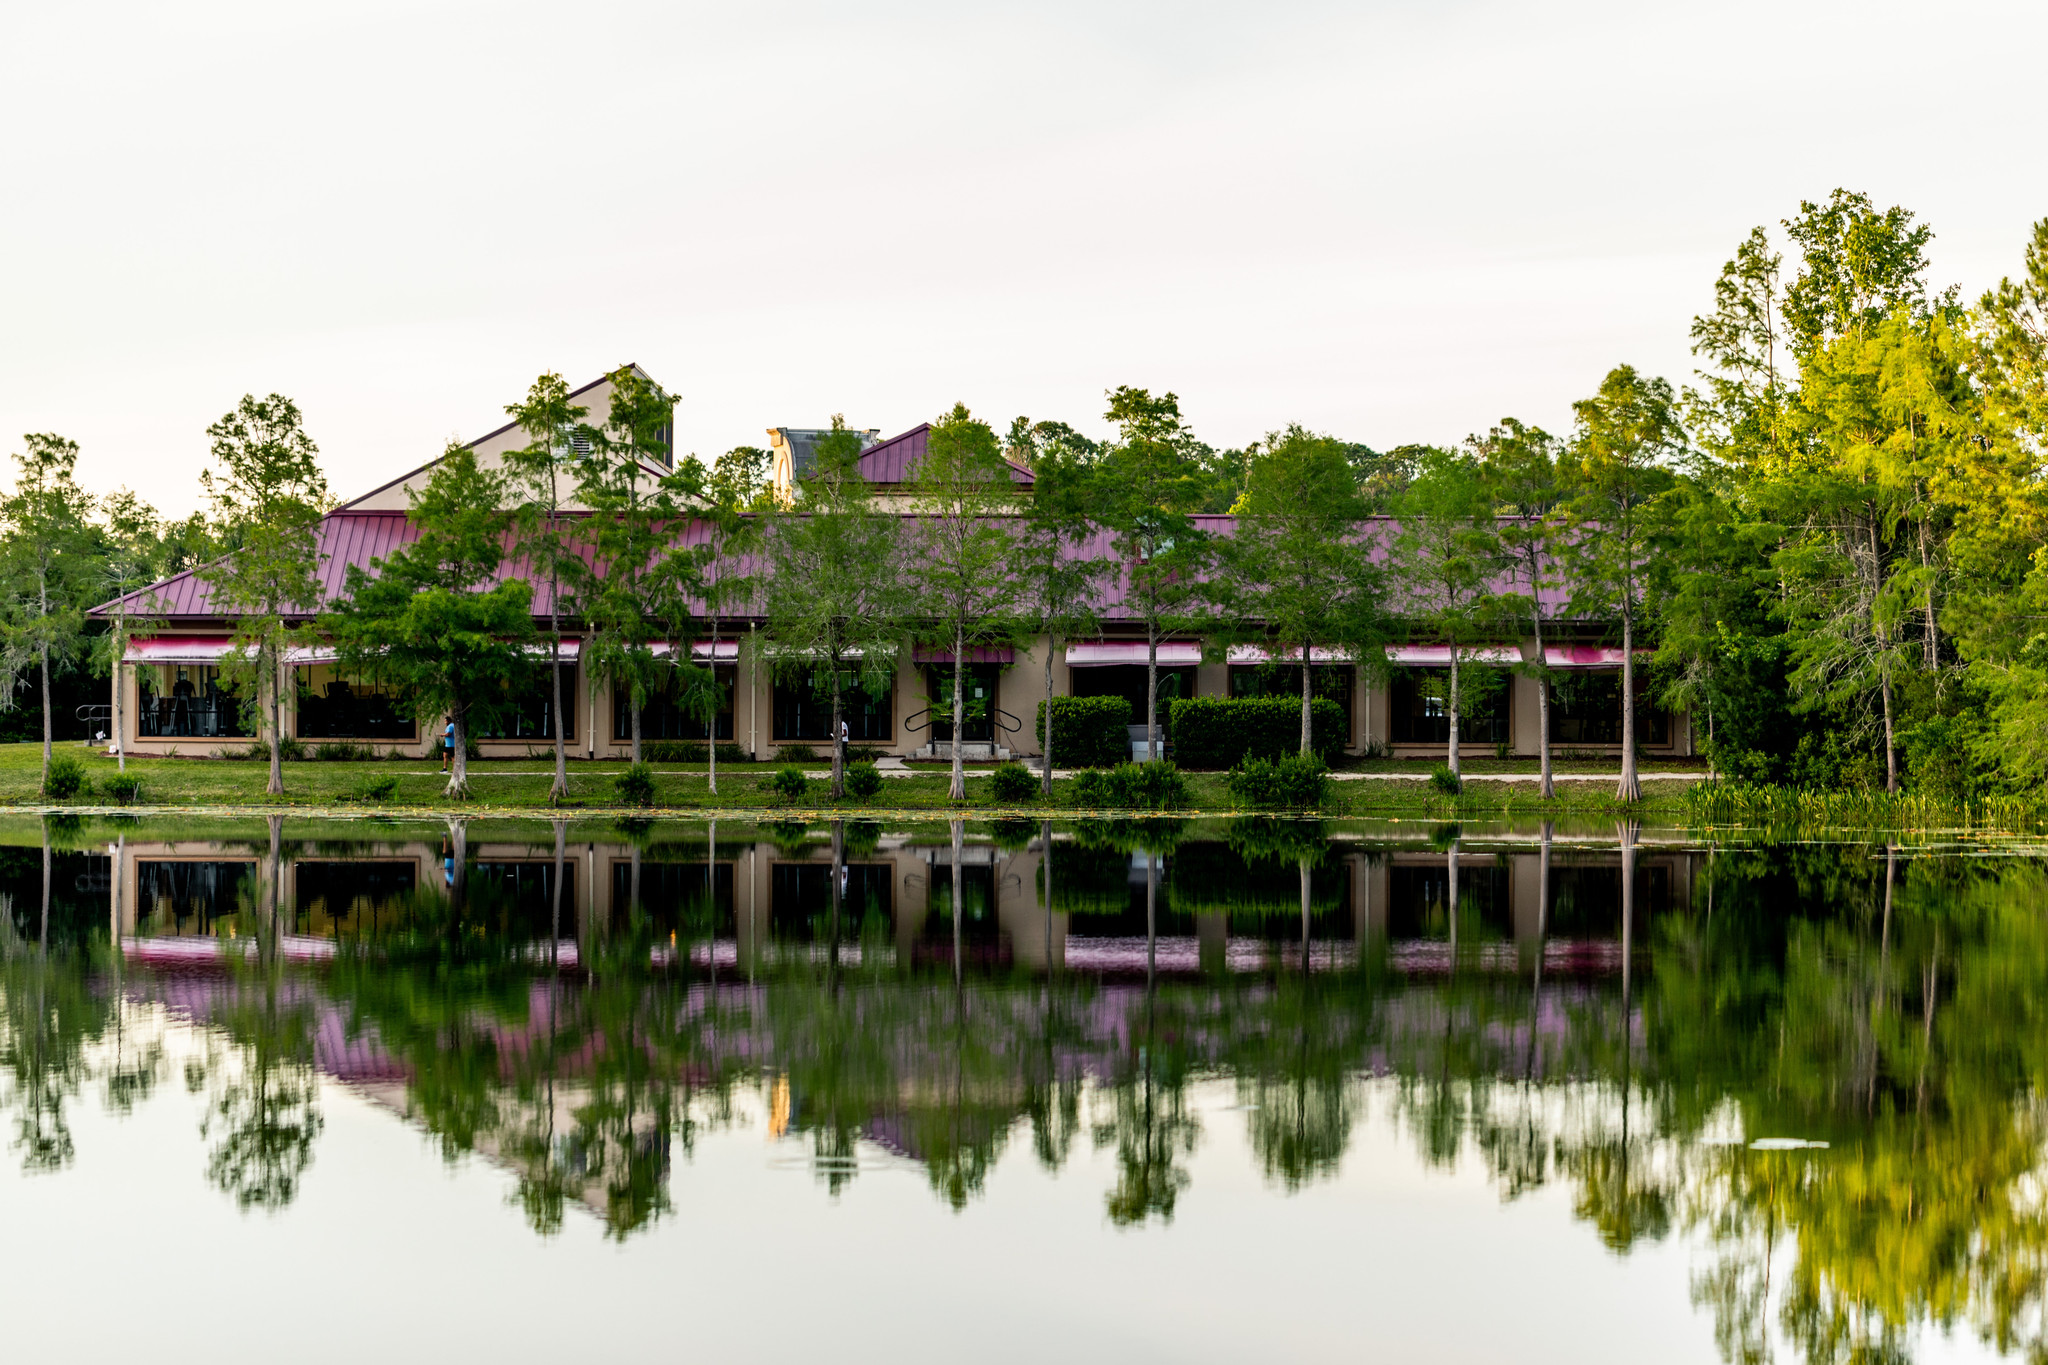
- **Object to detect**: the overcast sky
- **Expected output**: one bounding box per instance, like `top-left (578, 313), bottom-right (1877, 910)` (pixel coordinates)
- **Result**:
top-left (3, 0), bottom-right (2042, 515)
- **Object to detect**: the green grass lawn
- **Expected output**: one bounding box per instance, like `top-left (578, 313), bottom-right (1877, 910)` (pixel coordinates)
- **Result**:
top-left (5, 743), bottom-right (1695, 818)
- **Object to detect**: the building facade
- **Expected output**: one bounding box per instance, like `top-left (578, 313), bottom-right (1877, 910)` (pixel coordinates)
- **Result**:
top-left (95, 371), bottom-right (1693, 764)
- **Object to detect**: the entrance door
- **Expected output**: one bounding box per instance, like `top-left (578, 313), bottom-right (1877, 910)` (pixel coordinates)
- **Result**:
top-left (927, 665), bottom-right (1001, 742)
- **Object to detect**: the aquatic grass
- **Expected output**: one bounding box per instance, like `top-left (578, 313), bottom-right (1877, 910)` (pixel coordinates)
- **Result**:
top-left (1683, 780), bottom-right (2048, 833)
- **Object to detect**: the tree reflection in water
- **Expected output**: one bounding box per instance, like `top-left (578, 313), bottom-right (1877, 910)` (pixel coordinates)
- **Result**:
top-left (14, 826), bottom-right (2048, 1359)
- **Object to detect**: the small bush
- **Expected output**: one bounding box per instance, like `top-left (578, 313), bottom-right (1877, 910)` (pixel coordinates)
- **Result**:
top-left (237, 737), bottom-right (307, 762)
top-left (312, 741), bottom-right (377, 762)
top-left (1358, 737), bottom-right (1390, 760)
top-left (1226, 753), bottom-right (1330, 810)
top-left (614, 762), bottom-right (657, 806)
top-left (42, 755), bottom-right (88, 801)
top-left (771, 765), bottom-right (811, 802)
top-left (1069, 761), bottom-right (1191, 810)
top-left (989, 762), bottom-right (1039, 803)
top-left (102, 774), bottom-right (144, 804)
top-left (642, 740), bottom-right (753, 764)
top-left (778, 744), bottom-right (818, 763)
top-left (1168, 697), bottom-right (1346, 768)
top-left (344, 776), bottom-right (399, 803)
top-left (844, 760), bottom-right (883, 799)
top-left (1428, 762), bottom-right (1463, 795)
top-left (1035, 695), bottom-right (1132, 769)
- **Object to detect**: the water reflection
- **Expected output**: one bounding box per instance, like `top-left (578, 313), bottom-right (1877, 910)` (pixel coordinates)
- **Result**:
top-left (2, 816), bottom-right (2045, 1360)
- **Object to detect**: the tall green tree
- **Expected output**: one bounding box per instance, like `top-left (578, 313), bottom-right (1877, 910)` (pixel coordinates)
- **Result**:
top-left (1226, 423), bottom-right (1389, 756)
top-left (327, 445), bottom-right (535, 798)
top-left (92, 489), bottom-right (169, 773)
top-left (504, 373), bottom-right (587, 804)
top-left (905, 403), bottom-right (1023, 801)
top-left (0, 435), bottom-right (96, 789)
top-left (1394, 447), bottom-right (1501, 782)
top-left (1473, 420), bottom-right (1563, 796)
top-left (1097, 387), bottom-right (1212, 762)
top-left (668, 446), bottom-right (768, 797)
top-left (1010, 427), bottom-right (1111, 799)
top-left (762, 416), bottom-right (907, 799)
top-left (1561, 366), bottom-right (1684, 801)
top-left (575, 368), bottom-right (683, 766)
top-left (198, 395), bottom-right (330, 797)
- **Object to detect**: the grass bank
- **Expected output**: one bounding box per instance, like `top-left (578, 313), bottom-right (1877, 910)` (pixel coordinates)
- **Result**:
top-left (9, 744), bottom-right (1694, 819)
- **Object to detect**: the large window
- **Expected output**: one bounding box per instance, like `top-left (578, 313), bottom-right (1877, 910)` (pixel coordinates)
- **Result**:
top-left (1389, 668), bottom-right (1508, 745)
top-left (1228, 664), bottom-right (1354, 744)
top-left (473, 664), bottom-right (577, 742)
top-left (613, 664), bottom-right (735, 742)
top-left (772, 669), bottom-right (893, 742)
top-left (138, 666), bottom-right (248, 739)
top-left (295, 665), bottom-right (416, 740)
top-left (1551, 673), bottom-right (1669, 746)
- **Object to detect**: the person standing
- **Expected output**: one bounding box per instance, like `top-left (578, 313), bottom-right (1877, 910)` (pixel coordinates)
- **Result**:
top-left (440, 718), bottom-right (455, 773)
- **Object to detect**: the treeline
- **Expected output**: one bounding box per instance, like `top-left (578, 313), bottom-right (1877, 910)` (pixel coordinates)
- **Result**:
top-left (8, 187), bottom-right (2046, 803)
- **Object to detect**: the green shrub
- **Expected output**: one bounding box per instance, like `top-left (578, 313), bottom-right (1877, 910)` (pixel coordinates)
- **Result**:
top-left (344, 775), bottom-right (399, 803)
top-left (42, 755), bottom-right (88, 801)
top-left (237, 737), bottom-right (308, 762)
top-left (1069, 761), bottom-right (1191, 810)
top-left (615, 762), bottom-right (657, 806)
top-left (642, 740), bottom-right (753, 764)
top-left (1225, 753), bottom-right (1330, 810)
top-left (1168, 697), bottom-right (1345, 768)
top-left (101, 774), bottom-right (144, 804)
top-left (1035, 695), bottom-right (1131, 769)
top-left (311, 741), bottom-right (378, 761)
top-left (848, 745), bottom-right (886, 764)
top-left (844, 760), bottom-right (883, 799)
top-left (771, 765), bottom-right (810, 802)
top-left (778, 744), bottom-right (819, 763)
top-left (989, 762), bottom-right (1039, 802)
top-left (1428, 762), bottom-right (1462, 796)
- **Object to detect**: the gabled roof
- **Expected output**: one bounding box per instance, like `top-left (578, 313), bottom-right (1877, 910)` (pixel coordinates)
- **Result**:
top-left (336, 365), bottom-right (668, 513)
top-left (856, 424), bottom-right (1034, 487)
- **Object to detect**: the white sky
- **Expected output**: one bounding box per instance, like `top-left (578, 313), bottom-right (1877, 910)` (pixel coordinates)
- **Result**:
top-left (3, 0), bottom-right (2042, 516)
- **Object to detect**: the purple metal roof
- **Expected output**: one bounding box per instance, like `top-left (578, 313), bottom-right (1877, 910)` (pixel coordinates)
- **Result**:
top-left (859, 424), bottom-right (1034, 486)
top-left (95, 507), bottom-right (1576, 627)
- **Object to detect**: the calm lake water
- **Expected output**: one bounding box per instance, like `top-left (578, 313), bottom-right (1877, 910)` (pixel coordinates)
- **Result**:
top-left (0, 814), bottom-right (2034, 1363)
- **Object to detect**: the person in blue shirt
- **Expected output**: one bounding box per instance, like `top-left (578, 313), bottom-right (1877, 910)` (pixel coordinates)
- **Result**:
top-left (440, 719), bottom-right (455, 773)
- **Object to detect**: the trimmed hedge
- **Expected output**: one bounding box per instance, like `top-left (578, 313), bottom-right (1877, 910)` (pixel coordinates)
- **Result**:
top-left (1168, 696), bottom-right (1346, 768)
top-left (1035, 695), bottom-right (1132, 769)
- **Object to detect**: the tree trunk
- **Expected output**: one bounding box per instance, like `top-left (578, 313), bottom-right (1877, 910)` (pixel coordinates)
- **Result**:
top-left (446, 702), bottom-right (470, 799)
top-left (630, 680), bottom-right (642, 765)
top-left (1919, 511), bottom-right (1938, 673)
top-left (1881, 668), bottom-right (1898, 793)
top-left (708, 624), bottom-right (720, 798)
top-left (37, 571), bottom-right (51, 785)
top-left (112, 624), bottom-right (125, 773)
top-left (829, 664), bottom-right (845, 799)
top-left (1299, 645), bottom-right (1313, 757)
top-left (950, 623), bottom-right (967, 802)
top-left (264, 646), bottom-right (283, 797)
top-left (1446, 649), bottom-right (1461, 780)
top-left (1530, 581), bottom-right (1552, 800)
top-left (38, 642), bottom-right (52, 788)
top-left (1040, 637), bottom-right (1056, 800)
top-left (1616, 602), bottom-right (1640, 802)
top-left (1040, 817), bottom-right (1054, 974)
top-left (830, 818), bottom-right (844, 990)
top-left (547, 622), bottom-right (567, 804)
top-left (1146, 622), bottom-right (1159, 763)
